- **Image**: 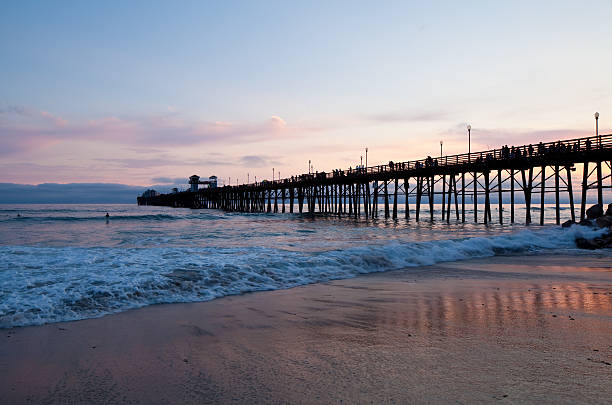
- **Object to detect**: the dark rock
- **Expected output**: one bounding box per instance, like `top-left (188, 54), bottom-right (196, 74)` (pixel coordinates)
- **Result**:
top-left (595, 216), bottom-right (612, 228)
top-left (606, 203), bottom-right (612, 217)
top-left (578, 218), bottom-right (594, 227)
top-left (562, 220), bottom-right (575, 228)
top-left (576, 234), bottom-right (612, 249)
top-left (576, 237), bottom-right (600, 250)
top-left (586, 204), bottom-right (604, 219)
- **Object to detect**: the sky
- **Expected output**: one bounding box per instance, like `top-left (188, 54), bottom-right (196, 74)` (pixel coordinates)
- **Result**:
top-left (1, 0), bottom-right (611, 189)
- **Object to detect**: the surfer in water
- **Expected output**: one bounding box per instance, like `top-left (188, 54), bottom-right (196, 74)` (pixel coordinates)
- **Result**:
top-left (105, 212), bottom-right (109, 218)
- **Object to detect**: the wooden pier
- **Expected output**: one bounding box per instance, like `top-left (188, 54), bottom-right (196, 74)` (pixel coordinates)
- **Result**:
top-left (138, 134), bottom-right (612, 225)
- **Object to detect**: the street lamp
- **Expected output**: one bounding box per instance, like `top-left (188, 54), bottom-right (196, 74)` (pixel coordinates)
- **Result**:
top-left (308, 160), bottom-right (311, 174)
top-left (365, 147), bottom-right (368, 168)
top-left (440, 140), bottom-right (443, 158)
top-left (360, 155), bottom-right (363, 168)
top-left (595, 112), bottom-right (600, 147)
top-left (467, 124), bottom-right (472, 162)
top-left (272, 167), bottom-right (275, 182)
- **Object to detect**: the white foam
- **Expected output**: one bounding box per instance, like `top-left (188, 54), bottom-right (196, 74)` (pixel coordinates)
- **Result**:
top-left (0, 225), bottom-right (607, 328)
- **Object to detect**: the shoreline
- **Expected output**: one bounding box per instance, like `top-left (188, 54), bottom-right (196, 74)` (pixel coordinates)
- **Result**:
top-left (1, 254), bottom-right (611, 404)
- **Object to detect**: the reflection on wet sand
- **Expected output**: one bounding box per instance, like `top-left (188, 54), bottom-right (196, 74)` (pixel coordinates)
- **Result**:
top-left (303, 279), bottom-right (612, 350)
top-left (1, 256), bottom-right (611, 404)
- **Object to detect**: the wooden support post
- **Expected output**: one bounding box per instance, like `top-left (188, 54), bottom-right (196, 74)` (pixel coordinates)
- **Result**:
top-left (282, 188), bottom-right (286, 213)
top-left (298, 188), bottom-right (303, 213)
top-left (429, 176), bottom-right (434, 221)
top-left (363, 183), bottom-right (368, 217)
top-left (510, 169), bottom-right (515, 223)
top-left (474, 172), bottom-right (478, 223)
top-left (581, 162), bottom-right (588, 221)
top-left (461, 173), bottom-right (465, 223)
top-left (484, 171), bottom-right (490, 225)
top-left (334, 184), bottom-right (338, 214)
top-left (416, 177), bottom-right (422, 222)
top-left (566, 166), bottom-right (575, 222)
top-left (393, 178), bottom-right (398, 219)
top-left (597, 161), bottom-right (603, 207)
top-left (498, 169), bottom-right (503, 224)
top-left (348, 184), bottom-right (353, 216)
top-left (454, 175), bottom-right (459, 220)
top-left (540, 166), bottom-right (545, 225)
top-left (365, 182), bottom-right (370, 218)
top-left (373, 182), bottom-right (378, 219)
top-left (404, 178), bottom-right (409, 218)
top-left (521, 168), bottom-right (533, 224)
top-left (446, 174), bottom-right (452, 223)
top-left (441, 174), bottom-right (446, 220)
top-left (554, 165), bottom-right (560, 225)
top-left (384, 180), bottom-right (390, 218)
top-left (274, 189), bottom-right (278, 213)
top-left (355, 182), bottom-right (361, 218)
top-left (267, 189), bottom-right (272, 213)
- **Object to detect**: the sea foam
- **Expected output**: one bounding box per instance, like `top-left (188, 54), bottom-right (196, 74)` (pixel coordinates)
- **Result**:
top-left (0, 225), bottom-right (605, 328)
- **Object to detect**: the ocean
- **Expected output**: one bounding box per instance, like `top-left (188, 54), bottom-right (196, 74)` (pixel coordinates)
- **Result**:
top-left (0, 203), bottom-right (607, 328)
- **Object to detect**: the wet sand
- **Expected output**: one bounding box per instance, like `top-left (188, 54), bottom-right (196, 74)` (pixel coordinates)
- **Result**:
top-left (1, 254), bottom-right (611, 404)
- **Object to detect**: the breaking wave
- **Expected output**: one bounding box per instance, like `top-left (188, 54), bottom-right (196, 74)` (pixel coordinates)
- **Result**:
top-left (0, 225), bottom-right (605, 328)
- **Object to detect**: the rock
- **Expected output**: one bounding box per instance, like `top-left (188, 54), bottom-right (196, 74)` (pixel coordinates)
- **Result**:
top-left (586, 204), bottom-right (604, 219)
top-left (562, 220), bottom-right (575, 228)
top-left (596, 216), bottom-right (612, 228)
top-left (578, 218), bottom-right (594, 227)
top-left (576, 237), bottom-right (600, 249)
top-left (606, 203), bottom-right (612, 217)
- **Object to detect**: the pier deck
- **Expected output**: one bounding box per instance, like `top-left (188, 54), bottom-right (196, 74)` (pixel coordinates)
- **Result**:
top-left (138, 134), bottom-right (612, 225)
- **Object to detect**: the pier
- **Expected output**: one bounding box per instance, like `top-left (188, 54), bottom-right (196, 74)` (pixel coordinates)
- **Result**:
top-left (138, 134), bottom-right (612, 225)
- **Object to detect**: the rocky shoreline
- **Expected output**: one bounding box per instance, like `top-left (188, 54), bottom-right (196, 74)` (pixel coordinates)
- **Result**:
top-left (565, 203), bottom-right (612, 249)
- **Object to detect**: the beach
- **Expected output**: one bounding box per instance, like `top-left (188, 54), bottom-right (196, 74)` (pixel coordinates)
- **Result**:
top-left (2, 253), bottom-right (611, 404)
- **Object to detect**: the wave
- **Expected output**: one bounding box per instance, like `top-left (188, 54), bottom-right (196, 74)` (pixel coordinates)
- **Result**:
top-left (0, 214), bottom-right (180, 223)
top-left (0, 225), bottom-right (607, 328)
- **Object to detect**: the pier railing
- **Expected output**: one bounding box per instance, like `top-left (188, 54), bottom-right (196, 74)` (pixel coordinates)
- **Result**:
top-left (259, 133), bottom-right (611, 186)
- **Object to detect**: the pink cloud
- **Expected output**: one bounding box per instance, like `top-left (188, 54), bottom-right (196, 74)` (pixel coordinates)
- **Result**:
top-left (0, 107), bottom-right (302, 156)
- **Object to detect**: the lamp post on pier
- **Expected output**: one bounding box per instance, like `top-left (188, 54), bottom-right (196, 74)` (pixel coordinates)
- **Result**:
top-left (365, 147), bottom-right (368, 168)
top-left (595, 112), bottom-right (600, 147)
top-left (440, 140), bottom-right (443, 158)
top-left (467, 124), bottom-right (472, 162)
top-left (308, 160), bottom-right (311, 175)
top-left (272, 168), bottom-right (275, 183)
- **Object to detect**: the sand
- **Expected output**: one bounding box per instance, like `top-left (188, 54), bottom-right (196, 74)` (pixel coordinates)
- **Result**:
top-left (1, 254), bottom-right (611, 404)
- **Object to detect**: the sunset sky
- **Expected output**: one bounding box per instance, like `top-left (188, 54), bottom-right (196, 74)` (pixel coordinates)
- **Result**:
top-left (1, 1), bottom-right (611, 188)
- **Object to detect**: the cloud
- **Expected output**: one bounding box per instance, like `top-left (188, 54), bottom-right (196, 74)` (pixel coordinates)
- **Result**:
top-left (0, 105), bottom-right (32, 116)
top-left (40, 111), bottom-right (68, 126)
top-left (96, 153), bottom-right (281, 171)
top-left (238, 155), bottom-right (274, 167)
top-left (0, 107), bottom-right (298, 156)
top-left (364, 109), bottom-right (449, 124)
top-left (150, 176), bottom-right (188, 184)
top-left (267, 116), bottom-right (287, 130)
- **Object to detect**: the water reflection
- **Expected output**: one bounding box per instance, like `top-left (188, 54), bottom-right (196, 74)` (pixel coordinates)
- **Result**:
top-left (306, 282), bottom-right (612, 345)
